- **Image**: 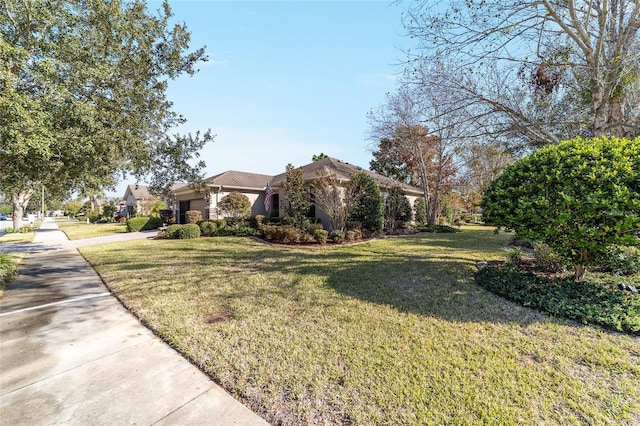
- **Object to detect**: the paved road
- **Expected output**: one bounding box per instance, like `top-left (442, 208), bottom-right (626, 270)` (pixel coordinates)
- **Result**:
top-left (0, 218), bottom-right (268, 425)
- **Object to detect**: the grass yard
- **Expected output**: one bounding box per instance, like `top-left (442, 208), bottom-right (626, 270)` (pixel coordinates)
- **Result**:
top-left (80, 226), bottom-right (640, 425)
top-left (55, 218), bottom-right (127, 240)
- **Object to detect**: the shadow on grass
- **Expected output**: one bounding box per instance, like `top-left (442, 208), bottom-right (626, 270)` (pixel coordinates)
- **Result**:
top-left (88, 230), bottom-right (547, 327)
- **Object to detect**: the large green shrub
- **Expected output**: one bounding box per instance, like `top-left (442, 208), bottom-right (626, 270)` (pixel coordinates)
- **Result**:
top-left (414, 197), bottom-right (427, 224)
top-left (282, 164), bottom-right (311, 230)
top-left (218, 192), bottom-right (251, 223)
top-left (198, 219), bottom-right (218, 236)
top-left (349, 171), bottom-right (383, 235)
top-left (126, 216), bottom-right (163, 232)
top-left (384, 186), bottom-right (412, 233)
top-left (481, 136), bottom-right (640, 281)
top-left (165, 223), bottom-right (200, 239)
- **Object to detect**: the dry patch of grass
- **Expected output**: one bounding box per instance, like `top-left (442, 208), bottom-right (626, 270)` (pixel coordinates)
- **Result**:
top-left (80, 226), bottom-right (640, 425)
top-left (55, 219), bottom-right (126, 240)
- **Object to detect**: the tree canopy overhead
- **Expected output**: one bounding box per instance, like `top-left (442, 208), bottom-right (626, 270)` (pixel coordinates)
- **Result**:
top-left (1, 0), bottom-right (212, 227)
top-left (403, 0), bottom-right (640, 148)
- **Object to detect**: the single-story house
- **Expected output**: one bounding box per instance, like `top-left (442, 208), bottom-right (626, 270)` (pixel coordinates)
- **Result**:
top-left (171, 170), bottom-right (274, 224)
top-left (170, 157), bottom-right (424, 230)
top-left (121, 184), bottom-right (156, 217)
top-left (268, 157), bottom-right (423, 228)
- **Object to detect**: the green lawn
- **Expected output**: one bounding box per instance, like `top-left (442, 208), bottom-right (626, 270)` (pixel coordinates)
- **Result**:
top-left (80, 226), bottom-right (640, 425)
top-left (55, 218), bottom-right (127, 240)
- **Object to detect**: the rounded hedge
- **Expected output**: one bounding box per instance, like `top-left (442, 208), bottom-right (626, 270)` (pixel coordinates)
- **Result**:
top-left (126, 216), bottom-right (163, 232)
top-left (481, 136), bottom-right (640, 280)
top-left (165, 223), bottom-right (201, 239)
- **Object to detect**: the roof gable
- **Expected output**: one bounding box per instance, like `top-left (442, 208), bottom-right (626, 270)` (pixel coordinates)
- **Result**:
top-left (123, 184), bottom-right (152, 201)
top-left (269, 157), bottom-right (423, 195)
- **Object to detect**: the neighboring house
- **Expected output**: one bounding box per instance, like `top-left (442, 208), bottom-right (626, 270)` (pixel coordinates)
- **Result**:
top-left (122, 184), bottom-right (156, 217)
top-left (171, 171), bottom-right (274, 224)
top-left (171, 157), bottom-right (423, 229)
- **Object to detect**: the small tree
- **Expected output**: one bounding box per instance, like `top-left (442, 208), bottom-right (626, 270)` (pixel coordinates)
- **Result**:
top-left (384, 187), bottom-right (413, 233)
top-left (218, 192), bottom-right (251, 224)
top-left (414, 197), bottom-right (427, 224)
top-left (481, 136), bottom-right (640, 281)
top-left (282, 164), bottom-right (311, 230)
top-left (349, 171), bottom-right (383, 234)
top-left (64, 199), bottom-right (83, 217)
top-left (312, 171), bottom-right (363, 232)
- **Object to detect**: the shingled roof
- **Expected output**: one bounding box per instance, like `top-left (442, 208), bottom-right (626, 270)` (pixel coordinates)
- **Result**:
top-left (124, 184), bottom-right (153, 201)
top-left (269, 157), bottom-right (423, 195)
top-left (172, 170), bottom-right (274, 194)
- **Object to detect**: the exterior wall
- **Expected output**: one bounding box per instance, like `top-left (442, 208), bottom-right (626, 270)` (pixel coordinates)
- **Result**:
top-left (174, 193), bottom-right (205, 223)
top-left (209, 189), bottom-right (268, 219)
top-left (190, 198), bottom-right (206, 220)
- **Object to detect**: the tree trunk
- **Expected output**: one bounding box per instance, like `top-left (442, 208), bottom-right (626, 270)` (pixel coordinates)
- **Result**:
top-left (573, 264), bottom-right (588, 282)
top-left (573, 249), bottom-right (590, 281)
top-left (11, 190), bottom-right (34, 229)
top-left (608, 97), bottom-right (628, 137)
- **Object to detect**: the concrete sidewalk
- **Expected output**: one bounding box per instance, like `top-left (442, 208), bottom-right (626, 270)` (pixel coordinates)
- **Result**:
top-left (0, 218), bottom-right (268, 425)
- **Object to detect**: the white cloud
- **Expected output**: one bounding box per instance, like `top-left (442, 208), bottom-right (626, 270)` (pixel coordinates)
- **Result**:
top-left (357, 72), bottom-right (399, 88)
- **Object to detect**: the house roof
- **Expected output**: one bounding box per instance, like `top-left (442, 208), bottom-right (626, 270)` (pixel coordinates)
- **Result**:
top-left (269, 157), bottom-right (423, 195)
top-left (124, 184), bottom-right (153, 201)
top-left (206, 170), bottom-right (274, 189)
top-left (172, 170), bottom-right (274, 194)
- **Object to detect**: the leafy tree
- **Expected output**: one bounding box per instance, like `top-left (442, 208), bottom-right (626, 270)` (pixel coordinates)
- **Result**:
top-left (384, 186), bottom-right (412, 233)
top-left (140, 198), bottom-right (167, 218)
top-left (218, 192), bottom-right (251, 223)
top-left (0, 0), bottom-right (212, 229)
top-left (102, 198), bottom-right (119, 222)
top-left (403, 1), bottom-right (640, 147)
top-left (481, 136), bottom-right (640, 281)
top-left (63, 199), bottom-right (83, 217)
top-left (312, 171), bottom-right (363, 232)
top-left (349, 171), bottom-right (383, 234)
top-left (312, 153), bottom-right (329, 162)
top-left (368, 88), bottom-right (459, 225)
top-left (282, 164), bottom-right (311, 230)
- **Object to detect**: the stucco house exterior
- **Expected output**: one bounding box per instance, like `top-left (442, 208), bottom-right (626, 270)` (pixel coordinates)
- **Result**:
top-left (170, 157), bottom-right (424, 229)
top-left (121, 184), bottom-right (156, 217)
top-left (171, 170), bottom-right (273, 224)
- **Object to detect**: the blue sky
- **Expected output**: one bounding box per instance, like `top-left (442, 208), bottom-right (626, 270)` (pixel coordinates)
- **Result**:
top-left (109, 0), bottom-right (411, 196)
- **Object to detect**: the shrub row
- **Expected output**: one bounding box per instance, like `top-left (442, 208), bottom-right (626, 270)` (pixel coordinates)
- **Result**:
top-left (126, 216), bottom-right (163, 232)
top-left (197, 219), bottom-right (256, 237)
top-left (259, 225), bottom-right (364, 244)
top-left (3, 225), bottom-right (34, 234)
top-left (475, 266), bottom-right (640, 334)
top-left (416, 224), bottom-right (461, 233)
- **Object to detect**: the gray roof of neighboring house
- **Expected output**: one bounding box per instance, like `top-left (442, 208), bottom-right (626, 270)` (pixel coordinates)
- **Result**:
top-left (269, 157), bottom-right (423, 195)
top-left (172, 171), bottom-right (274, 194)
top-left (206, 170), bottom-right (274, 189)
top-left (124, 184), bottom-right (153, 201)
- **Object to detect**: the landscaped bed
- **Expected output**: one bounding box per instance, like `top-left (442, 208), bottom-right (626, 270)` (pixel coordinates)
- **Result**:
top-left (80, 225), bottom-right (640, 425)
